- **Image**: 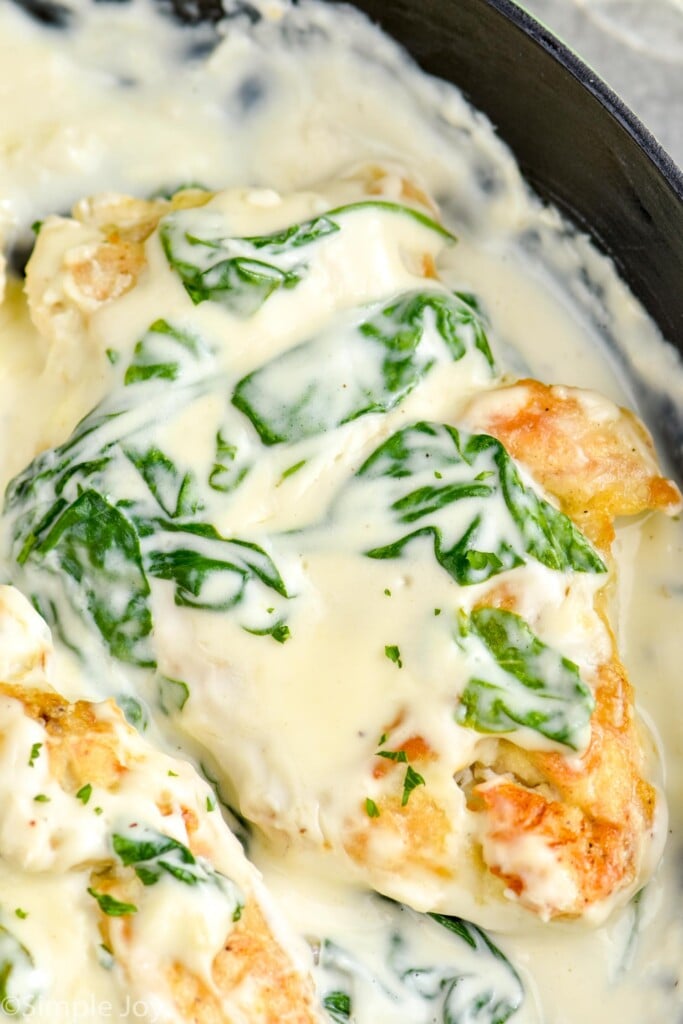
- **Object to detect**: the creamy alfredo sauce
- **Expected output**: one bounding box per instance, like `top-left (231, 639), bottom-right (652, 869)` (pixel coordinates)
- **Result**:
top-left (0, 2), bottom-right (682, 1023)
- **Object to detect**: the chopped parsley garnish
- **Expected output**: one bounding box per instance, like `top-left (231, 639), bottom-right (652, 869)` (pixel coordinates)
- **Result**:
top-left (401, 765), bottom-right (426, 806)
top-left (376, 749), bottom-right (408, 763)
top-left (384, 588), bottom-right (391, 596)
top-left (365, 798), bottom-right (380, 818)
top-left (14, 910), bottom-right (27, 921)
top-left (375, 744), bottom-right (425, 807)
top-left (33, 794), bottom-right (50, 803)
top-left (384, 644), bottom-right (402, 668)
top-left (28, 742), bottom-right (42, 767)
top-left (206, 795), bottom-right (216, 812)
top-left (75, 783), bottom-right (92, 805)
top-left (87, 889), bottom-right (137, 917)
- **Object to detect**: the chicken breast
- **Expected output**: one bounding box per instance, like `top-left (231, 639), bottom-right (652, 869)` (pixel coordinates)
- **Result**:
top-left (3, 172), bottom-right (679, 931)
top-left (0, 586), bottom-right (322, 1024)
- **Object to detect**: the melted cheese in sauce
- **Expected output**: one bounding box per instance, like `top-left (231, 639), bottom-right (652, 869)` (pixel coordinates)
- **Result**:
top-left (0, 1), bottom-right (682, 1022)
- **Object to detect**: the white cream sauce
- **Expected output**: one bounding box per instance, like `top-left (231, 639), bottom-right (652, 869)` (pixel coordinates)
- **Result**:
top-left (0, 1), bottom-right (682, 1022)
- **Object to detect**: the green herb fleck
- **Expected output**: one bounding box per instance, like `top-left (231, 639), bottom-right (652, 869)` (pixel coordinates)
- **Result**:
top-left (279, 460), bottom-right (307, 483)
top-left (87, 889), bottom-right (137, 917)
top-left (14, 910), bottom-right (28, 921)
top-left (76, 784), bottom-right (92, 805)
top-left (206, 795), bottom-right (216, 812)
top-left (365, 798), bottom-right (380, 819)
top-left (384, 644), bottom-right (402, 668)
top-left (401, 765), bottom-right (426, 806)
top-left (94, 807), bottom-right (104, 816)
top-left (376, 749), bottom-right (408, 764)
top-left (105, 348), bottom-right (120, 366)
top-left (28, 742), bottom-right (42, 767)
top-left (33, 794), bottom-right (50, 803)
top-left (384, 588), bottom-right (391, 597)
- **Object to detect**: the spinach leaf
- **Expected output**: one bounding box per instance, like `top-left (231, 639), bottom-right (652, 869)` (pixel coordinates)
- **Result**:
top-left (147, 538), bottom-right (288, 610)
top-left (242, 215), bottom-right (340, 252)
top-left (4, 323), bottom-right (292, 674)
top-left (160, 210), bottom-right (315, 316)
top-left (18, 489), bottom-right (155, 667)
top-left (118, 695), bottom-right (149, 732)
top-left (112, 826), bottom-right (208, 886)
top-left (323, 991), bottom-right (351, 1023)
top-left (124, 319), bottom-right (209, 386)
top-left (124, 445), bottom-right (203, 518)
top-left (158, 676), bottom-right (190, 714)
top-left (347, 421), bottom-right (605, 585)
top-left (208, 431), bottom-right (250, 494)
top-left (427, 915), bottom-right (524, 1024)
top-left (232, 290), bottom-right (493, 445)
top-left (0, 924), bottom-right (44, 1017)
top-left (243, 620), bottom-right (291, 643)
top-left (111, 825), bottom-right (245, 923)
top-left (454, 607), bottom-right (595, 750)
top-left (317, 900), bottom-right (524, 1024)
top-left (160, 199), bottom-right (455, 318)
top-left (325, 198), bottom-right (456, 241)
top-left (359, 289), bottom-right (494, 370)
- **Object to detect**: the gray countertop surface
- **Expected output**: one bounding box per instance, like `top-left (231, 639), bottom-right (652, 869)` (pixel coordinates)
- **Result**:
top-left (519, 0), bottom-right (683, 167)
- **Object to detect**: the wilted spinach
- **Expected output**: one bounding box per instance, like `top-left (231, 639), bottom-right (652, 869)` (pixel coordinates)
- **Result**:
top-left (3, 320), bottom-right (291, 671)
top-left (124, 319), bottom-right (210, 386)
top-left (232, 290), bottom-right (494, 445)
top-left (454, 607), bottom-right (594, 750)
top-left (346, 421), bottom-right (605, 585)
top-left (317, 899), bottom-right (523, 1024)
top-left (160, 199), bottom-right (454, 317)
top-left (16, 488), bottom-right (155, 667)
top-left (0, 923), bottom-right (44, 1017)
top-left (113, 826), bottom-right (213, 887)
